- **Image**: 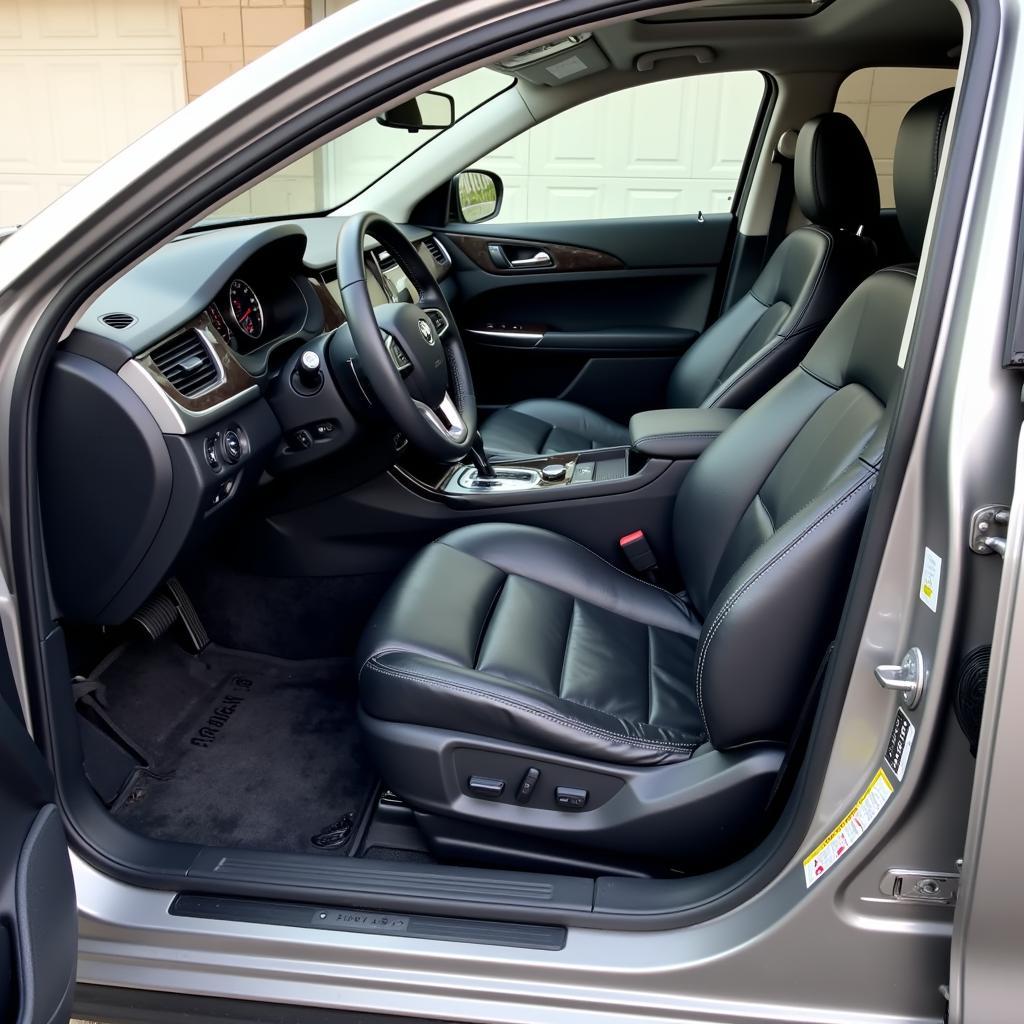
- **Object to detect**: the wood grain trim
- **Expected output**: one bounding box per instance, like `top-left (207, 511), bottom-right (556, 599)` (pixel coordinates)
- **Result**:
top-left (446, 233), bottom-right (623, 273)
top-left (307, 276), bottom-right (346, 330)
top-left (138, 312), bottom-right (256, 414)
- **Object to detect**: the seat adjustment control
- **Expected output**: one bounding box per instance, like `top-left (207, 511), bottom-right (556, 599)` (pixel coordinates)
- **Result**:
top-left (515, 767), bottom-right (541, 803)
top-left (555, 786), bottom-right (588, 810)
top-left (468, 775), bottom-right (505, 799)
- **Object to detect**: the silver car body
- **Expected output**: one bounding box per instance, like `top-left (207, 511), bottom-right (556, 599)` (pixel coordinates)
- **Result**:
top-left (0, 0), bottom-right (1021, 1021)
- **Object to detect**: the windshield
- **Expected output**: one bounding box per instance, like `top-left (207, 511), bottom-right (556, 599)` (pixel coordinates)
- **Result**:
top-left (206, 67), bottom-right (511, 222)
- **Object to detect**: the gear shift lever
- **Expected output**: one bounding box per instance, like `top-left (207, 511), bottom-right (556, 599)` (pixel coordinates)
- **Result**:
top-left (468, 432), bottom-right (496, 478)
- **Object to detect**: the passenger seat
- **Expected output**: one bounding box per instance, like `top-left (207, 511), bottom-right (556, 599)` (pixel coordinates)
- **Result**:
top-left (480, 112), bottom-right (881, 458)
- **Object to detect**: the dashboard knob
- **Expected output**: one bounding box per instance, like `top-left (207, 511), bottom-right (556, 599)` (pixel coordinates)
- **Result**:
top-left (299, 349), bottom-right (321, 383)
top-left (541, 463), bottom-right (567, 482)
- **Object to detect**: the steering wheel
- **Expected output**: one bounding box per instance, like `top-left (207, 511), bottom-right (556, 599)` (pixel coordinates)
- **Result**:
top-left (337, 212), bottom-right (477, 462)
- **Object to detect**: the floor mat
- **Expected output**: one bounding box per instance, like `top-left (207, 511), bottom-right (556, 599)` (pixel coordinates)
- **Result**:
top-left (98, 641), bottom-right (375, 855)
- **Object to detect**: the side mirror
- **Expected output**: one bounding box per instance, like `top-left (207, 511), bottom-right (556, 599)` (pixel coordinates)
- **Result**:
top-left (377, 91), bottom-right (455, 132)
top-left (452, 169), bottom-right (503, 224)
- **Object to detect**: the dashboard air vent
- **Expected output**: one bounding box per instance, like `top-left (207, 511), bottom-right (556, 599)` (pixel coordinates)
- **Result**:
top-left (101, 312), bottom-right (136, 330)
top-left (423, 237), bottom-right (449, 266)
top-left (149, 330), bottom-right (220, 398)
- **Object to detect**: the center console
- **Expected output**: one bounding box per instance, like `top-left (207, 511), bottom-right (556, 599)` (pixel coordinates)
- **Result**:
top-left (397, 408), bottom-right (740, 510)
top-left (442, 446), bottom-right (636, 496)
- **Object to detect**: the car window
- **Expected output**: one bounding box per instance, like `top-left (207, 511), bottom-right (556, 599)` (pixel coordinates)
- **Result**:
top-left (835, 67), bottom-right (957, 208)
top-left (0, 2), bottom-right (507, 228)
top-left (470, 70), bottom-right (765, 224)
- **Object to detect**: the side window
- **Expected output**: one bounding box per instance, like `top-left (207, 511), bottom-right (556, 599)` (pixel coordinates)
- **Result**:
top-left (474, 71), bottom-right (765, 224)
top-left (835, 67), bottom-right (957, 208)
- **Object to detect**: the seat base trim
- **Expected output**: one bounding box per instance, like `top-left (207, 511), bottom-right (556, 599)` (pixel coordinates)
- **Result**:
top-left (360, 711), bottom-right (784, 865)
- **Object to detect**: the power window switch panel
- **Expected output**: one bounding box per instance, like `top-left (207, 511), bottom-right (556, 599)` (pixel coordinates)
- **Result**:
top-left (555, 786), bottom-right (588, 809)
top-left (468, 775), bottom-right (505, 799)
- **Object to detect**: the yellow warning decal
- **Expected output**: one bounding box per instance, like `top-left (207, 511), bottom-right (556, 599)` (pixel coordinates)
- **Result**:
top-left (803, 767), bottom-right (893, 887)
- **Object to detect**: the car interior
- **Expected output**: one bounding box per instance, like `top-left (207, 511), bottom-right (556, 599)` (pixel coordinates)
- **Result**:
top-left (33, 0), bottom-right (966, 919)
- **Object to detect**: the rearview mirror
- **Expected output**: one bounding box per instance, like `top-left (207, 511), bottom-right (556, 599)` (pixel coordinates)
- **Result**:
top-left (377, 91), bottom-right (455, 132)
top-left (453, 169), bottom-right (503, 224)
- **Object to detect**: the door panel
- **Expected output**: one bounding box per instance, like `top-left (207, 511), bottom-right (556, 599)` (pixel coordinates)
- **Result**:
top-left (442, 214), bottom-right (731, 419)
top-left (0, 641), bottom-right (76, 1024)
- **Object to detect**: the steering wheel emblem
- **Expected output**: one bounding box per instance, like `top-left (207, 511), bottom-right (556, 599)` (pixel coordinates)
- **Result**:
top-left (418, 318), bottom-right (435, 345)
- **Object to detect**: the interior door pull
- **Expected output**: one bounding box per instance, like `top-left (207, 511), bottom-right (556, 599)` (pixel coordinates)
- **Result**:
top-left (509, 250), bottom-right (553, 268)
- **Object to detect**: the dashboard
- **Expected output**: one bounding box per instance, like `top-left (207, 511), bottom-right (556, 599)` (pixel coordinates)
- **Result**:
top-left (42, 217), bottom-right (453, 625)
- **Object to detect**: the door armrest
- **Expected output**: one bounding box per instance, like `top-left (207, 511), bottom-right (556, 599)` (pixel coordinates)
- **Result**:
top-left (629, 408), bottom-right (742, 459)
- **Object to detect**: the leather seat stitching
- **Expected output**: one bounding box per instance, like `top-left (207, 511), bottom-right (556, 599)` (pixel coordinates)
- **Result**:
top-left (557, 599), bottom-right (576, 698)
top-left (706, 322), bottom-right (822, 408)
top-left (441, 534), bottom-right (692, 614)
top-left (634, 430), bottom-right (721, 447)
top-left (472, 578), bottom-right (506, 670)
top-left (694, 473), bottom-right (875, 738)
top-left (787, 226), bottom-right (834, 335)
top-left (365, 656), bottom-right (699, 753)
top-left (757, 493), bottom-right (775, 533)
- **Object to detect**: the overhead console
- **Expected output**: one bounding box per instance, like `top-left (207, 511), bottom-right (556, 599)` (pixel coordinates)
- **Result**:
top-left (487, 32), bottom-right (609, 85)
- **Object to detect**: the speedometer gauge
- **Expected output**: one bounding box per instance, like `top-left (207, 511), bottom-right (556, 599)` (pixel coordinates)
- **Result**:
top-left (228, 278), bottom-right (264, 340)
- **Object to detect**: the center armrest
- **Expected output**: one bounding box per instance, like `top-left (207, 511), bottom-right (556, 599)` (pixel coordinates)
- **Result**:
top-left (629, 408), bottom-right (742, 459)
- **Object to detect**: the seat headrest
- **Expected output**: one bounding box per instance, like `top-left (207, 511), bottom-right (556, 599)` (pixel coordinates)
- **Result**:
top-left (794, 112), bottom-right (879, 232)
top-left (893, 88), bottom-right (955, 257)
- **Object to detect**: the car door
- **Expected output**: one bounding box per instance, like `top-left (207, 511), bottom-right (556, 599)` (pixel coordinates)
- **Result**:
top-left (0, 627), bottom-right (77, 1024)
top-left (437, 70), bottom-right (768, 425)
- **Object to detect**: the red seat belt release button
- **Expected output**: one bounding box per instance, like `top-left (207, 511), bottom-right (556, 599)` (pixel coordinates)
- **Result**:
top-left (619, 530), bottom-right (658, 574)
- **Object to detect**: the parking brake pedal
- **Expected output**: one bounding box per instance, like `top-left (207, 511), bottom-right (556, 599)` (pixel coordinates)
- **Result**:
top-left (132, 578), bottom-right (209, 652)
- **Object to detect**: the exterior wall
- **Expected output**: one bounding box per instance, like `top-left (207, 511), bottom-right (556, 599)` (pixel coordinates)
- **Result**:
top-left (836, 67), bottom-right (958, 207)
top-left (179, 0), bottom-right (311, 102)
top-left (179, 0), bottom-right (314, 218)
top-left (0, 0), bottom-right (186, 226)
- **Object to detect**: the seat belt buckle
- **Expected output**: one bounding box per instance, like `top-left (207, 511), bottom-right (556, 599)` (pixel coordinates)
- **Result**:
top-left (619, 530), bottom-right (659, 579)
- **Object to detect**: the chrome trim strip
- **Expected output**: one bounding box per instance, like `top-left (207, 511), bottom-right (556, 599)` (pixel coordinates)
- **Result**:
top-left (414, 391), bottom-right (467, 443)
top-left (427, 235), bottom-right (452, 266)
top-left (466, 327), bottom-right (543, 345)
top-left (444, 465), bottom-right (542, 494)
top-left (118, 357), bottom-right (260, 435)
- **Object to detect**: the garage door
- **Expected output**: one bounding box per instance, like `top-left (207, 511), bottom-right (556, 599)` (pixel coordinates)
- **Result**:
top-left (0, 0), bottom-right (185, 227)
top-left (480, 71), bottom-right (766, 223)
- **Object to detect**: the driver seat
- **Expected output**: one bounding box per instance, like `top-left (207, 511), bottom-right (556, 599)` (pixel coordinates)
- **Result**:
top-left (357, 90), bottom-right (952, 865)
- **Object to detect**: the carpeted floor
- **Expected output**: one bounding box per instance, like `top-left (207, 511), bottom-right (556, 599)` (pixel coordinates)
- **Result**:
top-left (95, 640), bottom-right (376, 855)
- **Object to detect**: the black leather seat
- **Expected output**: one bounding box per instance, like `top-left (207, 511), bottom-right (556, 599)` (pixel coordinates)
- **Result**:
top-left (479, 111), bottom-right (880, 458)
top-left (358, 90), bottom-right (953, 865)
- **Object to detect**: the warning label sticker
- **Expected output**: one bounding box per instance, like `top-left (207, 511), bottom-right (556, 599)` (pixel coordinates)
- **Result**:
top-left (919, 547), bottom-right (942, 612)
top-left (803, 768), bottom-right (893, 887)
top-left (884, 707), bottom-right (916, 781)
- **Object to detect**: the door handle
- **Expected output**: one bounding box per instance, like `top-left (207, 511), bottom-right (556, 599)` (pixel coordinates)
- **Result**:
top-left (486, 243), bottom-right (554, 270)
top-left (509, 250), bottom-right (553, 269)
